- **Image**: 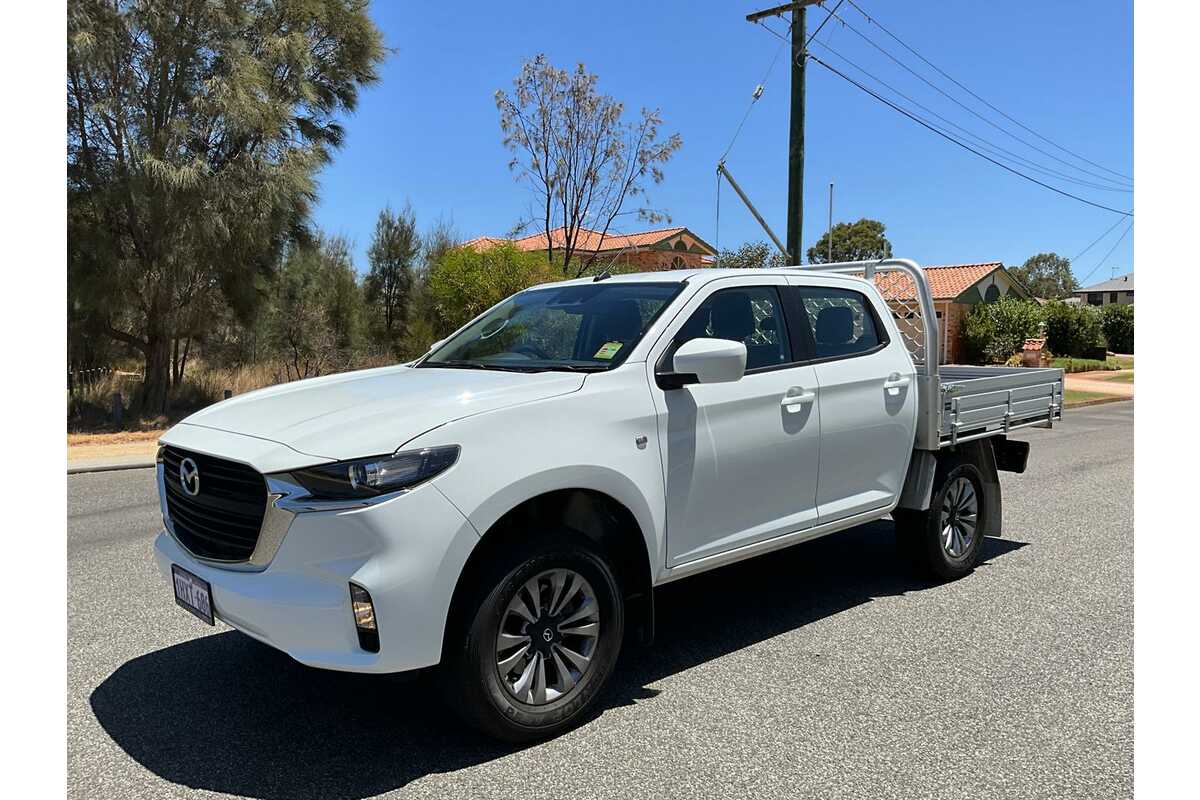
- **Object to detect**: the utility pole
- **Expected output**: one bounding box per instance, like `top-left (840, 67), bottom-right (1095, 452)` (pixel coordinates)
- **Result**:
top-left (827, 182), bottom-right (834, 263)
top-left (746, 1), bottom-right (825, 265)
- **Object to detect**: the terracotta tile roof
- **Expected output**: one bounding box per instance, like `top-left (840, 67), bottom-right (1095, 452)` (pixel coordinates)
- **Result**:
top-left (460, 236), bottom-right (508, 252)
top-left (463, 225), bottom-right (719, 255)
top-left (511, 226), bottom-right (691, 253)
top-left (872, 262), bottom-right (1003, 301)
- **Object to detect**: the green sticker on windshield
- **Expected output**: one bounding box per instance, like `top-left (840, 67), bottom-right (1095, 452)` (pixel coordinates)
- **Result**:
top-left (594, 341), bottom-right (623, 360)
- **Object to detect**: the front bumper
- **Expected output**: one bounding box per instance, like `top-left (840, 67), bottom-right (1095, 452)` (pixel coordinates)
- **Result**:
top-left (154, 481), bottom-right (479, 673)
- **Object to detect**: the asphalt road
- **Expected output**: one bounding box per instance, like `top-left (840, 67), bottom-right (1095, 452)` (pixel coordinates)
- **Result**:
top-left (68, 402), bottom-right (1133, 800)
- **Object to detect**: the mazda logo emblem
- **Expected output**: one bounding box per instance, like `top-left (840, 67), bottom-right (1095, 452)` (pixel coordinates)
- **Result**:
top-left (542, 629), bottom-right (553, 643)
top-left (179, 457), bottom-right (201, 497)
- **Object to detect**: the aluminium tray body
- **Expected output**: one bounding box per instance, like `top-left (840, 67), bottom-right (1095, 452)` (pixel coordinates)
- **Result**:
top-left (936, 366), bottom-right (1064, 447)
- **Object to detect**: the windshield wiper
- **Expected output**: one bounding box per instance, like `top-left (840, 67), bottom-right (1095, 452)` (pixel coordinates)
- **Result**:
top-left (535, 364), bottom-right (608, 373)
top-left (426, 360), bottom-right (540, 373)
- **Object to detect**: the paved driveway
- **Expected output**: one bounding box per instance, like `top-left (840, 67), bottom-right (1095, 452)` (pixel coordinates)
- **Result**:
top-left (68, 402), bottom-right (1133, 800)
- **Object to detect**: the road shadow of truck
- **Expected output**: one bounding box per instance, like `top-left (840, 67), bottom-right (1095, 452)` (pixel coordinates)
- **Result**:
top-left (90, 521), bottom-right (1026, 800)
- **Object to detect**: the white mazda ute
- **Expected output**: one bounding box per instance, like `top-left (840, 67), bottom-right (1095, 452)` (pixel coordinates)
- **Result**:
top-left (154, 259), bottom-right (1062, 741)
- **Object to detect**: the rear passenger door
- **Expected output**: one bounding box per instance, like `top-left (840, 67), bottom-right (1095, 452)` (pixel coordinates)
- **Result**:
top-left (787, 280), bottom-right (918, 523)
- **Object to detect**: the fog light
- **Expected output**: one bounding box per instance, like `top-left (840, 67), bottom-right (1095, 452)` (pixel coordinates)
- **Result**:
top-left (349, 583), bottom-right (380, 653)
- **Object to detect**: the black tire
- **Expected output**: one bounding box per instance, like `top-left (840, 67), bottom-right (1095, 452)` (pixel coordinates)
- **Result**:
top-left (440, 530), bottom-right (624, 742)
top-left (895, 463), bottom-right (987, 581)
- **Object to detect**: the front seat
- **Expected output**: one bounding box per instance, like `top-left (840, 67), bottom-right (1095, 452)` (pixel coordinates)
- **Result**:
top-left (709, 291), bottom-right (755, 344)
top-left (583, 299), bottom-right (643, 358)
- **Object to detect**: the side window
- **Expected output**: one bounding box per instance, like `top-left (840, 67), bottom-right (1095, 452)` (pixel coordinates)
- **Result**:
top-left (797, 287), bottom-right (885, 359)
top-left (674, 286), bottom-right (792, 371)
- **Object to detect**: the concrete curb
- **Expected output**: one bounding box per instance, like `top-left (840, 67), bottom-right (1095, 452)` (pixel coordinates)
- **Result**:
top-left (1063, 396), bottom-right (1133, 410)
top-left (68, 461), bottom-right (156, 475)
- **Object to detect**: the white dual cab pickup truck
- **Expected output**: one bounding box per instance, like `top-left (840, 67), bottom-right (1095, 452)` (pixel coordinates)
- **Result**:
top-left (154, 258), bottom-right (1063, 741)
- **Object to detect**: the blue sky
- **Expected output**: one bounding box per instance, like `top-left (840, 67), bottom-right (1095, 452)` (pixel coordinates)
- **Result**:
top-left (312, 0), bottom-right (1133, 288)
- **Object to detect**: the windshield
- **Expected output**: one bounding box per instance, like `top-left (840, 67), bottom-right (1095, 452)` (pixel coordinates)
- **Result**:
top-left (420, 282), bottom-right (683, 372)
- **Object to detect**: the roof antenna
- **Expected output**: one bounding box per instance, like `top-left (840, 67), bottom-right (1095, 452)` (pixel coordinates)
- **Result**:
top-left (593, 269), bottom-right (612, 282)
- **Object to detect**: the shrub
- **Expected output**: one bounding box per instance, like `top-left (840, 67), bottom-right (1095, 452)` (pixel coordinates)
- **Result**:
top-left (961, 297), bottom-right (1044, 364)
top-left (1049, 357), bottom-right (1120, 373)
top-left (1043, 301), bottom-right (1103, 358)
top-left (428, 243), bottom-right (559, 334)
top-left (1101, 303), bottom-right (1134, 354)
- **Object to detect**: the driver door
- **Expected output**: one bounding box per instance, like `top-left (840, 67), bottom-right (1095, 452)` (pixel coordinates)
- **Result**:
top-left (647, 277), bottom-right (822, 568)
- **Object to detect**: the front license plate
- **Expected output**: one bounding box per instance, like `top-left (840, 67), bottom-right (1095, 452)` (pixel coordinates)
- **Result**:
top-left (172, 564), bottom-right (215, 625)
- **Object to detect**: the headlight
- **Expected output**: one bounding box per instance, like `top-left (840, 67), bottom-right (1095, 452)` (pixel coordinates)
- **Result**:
top-left (291, 445), bottom-right (460, 500)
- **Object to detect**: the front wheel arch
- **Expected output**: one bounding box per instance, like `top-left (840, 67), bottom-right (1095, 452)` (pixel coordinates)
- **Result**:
top-left (443, 488), bottom-right (655, 667)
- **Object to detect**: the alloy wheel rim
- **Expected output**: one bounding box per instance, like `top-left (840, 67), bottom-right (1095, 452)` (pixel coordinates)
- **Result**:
top-left (940, 475), bottom-right (979, 559)
top-left (495, 568), bottom-right (600, 706)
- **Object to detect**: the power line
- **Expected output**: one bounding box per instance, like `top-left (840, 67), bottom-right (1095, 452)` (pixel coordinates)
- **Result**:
top-left (824, 4), bottom-right (1131, 190)
top-left (716, 23), bottom-right (791, 250)
top-left (753, 17), bottom-right (1133, 214)
top-left (719, 35), bottom-right (787, 162)
top-left (1070, 217), bottom-right (1127, 263)
top-left (845, 0), bottom-right (1132, 183)
top-left (811, 39), bottom-right (1132, 194)
top-left (1077, 219), bottom-right (1133, 285)
top-left (793, 44), bottom-right (1133, 215)
top-left (805, 0), bottom-right (845, 46)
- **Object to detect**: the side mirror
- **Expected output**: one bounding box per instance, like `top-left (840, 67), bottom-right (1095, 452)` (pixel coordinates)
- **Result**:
top-left (668, 338), bottom-right (747, 387)
top-left (428, 338), bottom-right (446, 353)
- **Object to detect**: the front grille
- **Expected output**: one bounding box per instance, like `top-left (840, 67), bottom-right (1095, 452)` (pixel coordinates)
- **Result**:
top-left (161, 446), bottom-right (268, 562)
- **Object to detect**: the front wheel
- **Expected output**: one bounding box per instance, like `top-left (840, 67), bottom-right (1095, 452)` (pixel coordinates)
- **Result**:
top-left (441, 533), bottom-right (624, 742)
top-left (895, 463), bottom-right (988, 580)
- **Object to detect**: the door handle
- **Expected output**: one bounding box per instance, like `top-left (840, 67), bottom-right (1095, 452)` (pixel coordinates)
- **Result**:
top-left (884, 372), bottom-right (911, 392)
top-left (781, 387), bottom-right (816, 412)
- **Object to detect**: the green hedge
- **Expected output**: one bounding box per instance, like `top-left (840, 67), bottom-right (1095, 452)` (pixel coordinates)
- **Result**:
top-left (962, 297), bottom-right (1044, 364)
top-left (1101, 303), bottom-right (1134, 354)
top-left (1043, 301), bottom-right (1104, 358)
top-left (427, 243), bottom-right (559, 334)
top-left (1049, 357), bottom-right (1120, 373)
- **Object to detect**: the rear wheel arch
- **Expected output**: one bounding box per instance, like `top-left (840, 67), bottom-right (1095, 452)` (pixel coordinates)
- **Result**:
top-left (894, 439), bottom-right (1003, 579)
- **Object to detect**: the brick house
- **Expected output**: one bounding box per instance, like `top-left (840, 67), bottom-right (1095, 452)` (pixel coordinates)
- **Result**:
top-left (1073, 272), bottom-right (1133, 306)
top-left (463, 225), bottom-right (717, 271)
top-left (872, 262), bottom-right (1030, 364)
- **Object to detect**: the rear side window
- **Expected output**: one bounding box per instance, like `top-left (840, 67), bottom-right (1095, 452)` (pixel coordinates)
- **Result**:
top-left (674, 286), bottom-right (792, 371)
top-left (797, 287), bottom-right (884, 359)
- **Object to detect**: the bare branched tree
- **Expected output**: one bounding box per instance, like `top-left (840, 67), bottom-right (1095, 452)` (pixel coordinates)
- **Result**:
top-left (496, 54), bottom-right (682, 278)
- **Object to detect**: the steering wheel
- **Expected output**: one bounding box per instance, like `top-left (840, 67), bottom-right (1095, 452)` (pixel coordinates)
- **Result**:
top-left (510, 343), bottom-right (551, 360)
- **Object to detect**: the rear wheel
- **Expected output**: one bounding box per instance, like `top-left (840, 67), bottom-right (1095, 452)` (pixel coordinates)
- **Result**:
top-left (895, 463), bottom-right (987, 580)
top-left (441, 531), bottom-right (624, 742)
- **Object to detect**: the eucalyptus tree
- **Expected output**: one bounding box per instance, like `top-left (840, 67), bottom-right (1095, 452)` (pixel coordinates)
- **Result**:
top-left (1011, 252), bottom-right (1078, 299)
top-left (807, 219), bottom-right (893, 265)
top-left (67, 0), bottom-right (384, 411)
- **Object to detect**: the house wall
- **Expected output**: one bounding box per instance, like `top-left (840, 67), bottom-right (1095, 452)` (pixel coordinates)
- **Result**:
top-left (610, 249), bottom-right (709, 271)
top-left (986, 269), bottom-right (1025, 299)
top-left (943, 302), bottom-right (969, 363)
top-left (888, 300), bottom-right (968, 365)
top-left (1078, 290), bottom-right (1134, 306)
